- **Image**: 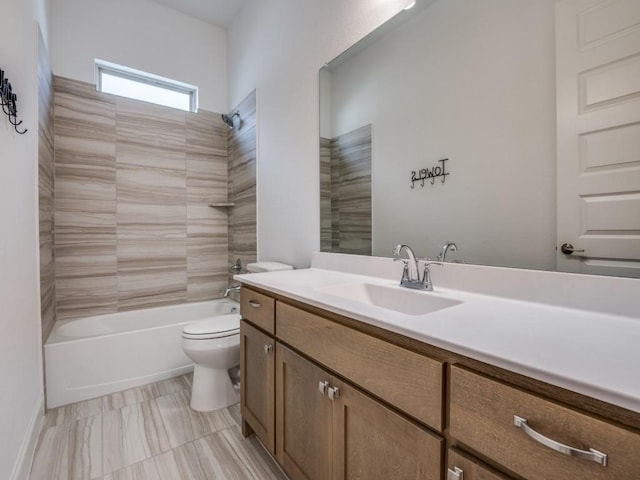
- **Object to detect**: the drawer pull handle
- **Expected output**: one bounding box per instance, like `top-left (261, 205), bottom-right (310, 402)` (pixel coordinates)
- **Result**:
top-left (447, 467), bottom-right (463, 480)
top-left (513, 415), bottom-right (608, 466)
top-left (248, 300), bottom-right (261, 308)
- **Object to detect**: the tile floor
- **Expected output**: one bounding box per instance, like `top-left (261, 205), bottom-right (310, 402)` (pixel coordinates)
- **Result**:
top-left (29, 374), bottom-right (287, 479)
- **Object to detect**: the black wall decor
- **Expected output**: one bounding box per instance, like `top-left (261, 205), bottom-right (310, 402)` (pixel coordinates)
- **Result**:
top-left (1, 69), bottom-right (27, 134)
top-left (411, 158), bottom-right (449, 188)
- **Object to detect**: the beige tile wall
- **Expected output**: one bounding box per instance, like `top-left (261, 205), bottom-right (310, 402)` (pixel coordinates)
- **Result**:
top-left (38, 29), bottom-right (56, 341)
top-left (52, 77), bottom-right (241, 320)
top-left (228, 90), bottom-right (257, 276)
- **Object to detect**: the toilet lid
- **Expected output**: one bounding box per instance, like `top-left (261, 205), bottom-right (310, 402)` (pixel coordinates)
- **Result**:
top-left (182, 313), bottom-right (240, 339)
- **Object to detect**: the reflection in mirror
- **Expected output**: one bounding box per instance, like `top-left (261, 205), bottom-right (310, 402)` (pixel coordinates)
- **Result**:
top-left (320, 0), bottom-right (557, 269)
top-left (319, 0), bottom-right (640, 278)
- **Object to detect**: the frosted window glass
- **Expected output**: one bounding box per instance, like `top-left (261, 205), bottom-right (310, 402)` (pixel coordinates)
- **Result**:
top-left (100, 73), bottom-right (192, 111)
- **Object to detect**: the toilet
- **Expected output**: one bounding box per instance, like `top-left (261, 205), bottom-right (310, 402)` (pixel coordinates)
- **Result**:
top-left (181, 261), bottom-right (293, 412)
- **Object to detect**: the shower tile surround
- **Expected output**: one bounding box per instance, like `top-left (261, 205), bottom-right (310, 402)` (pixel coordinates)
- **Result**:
top-left (48, 77), bottom-right (256, 322)
top-left (29, 374), bottom-right (286, 480)
top-left (227, 90), bottom-right (258, 279)
top-left (320, 124), bottom-right (372, 255)
top-left (38, 30), bottom-right (56, 341)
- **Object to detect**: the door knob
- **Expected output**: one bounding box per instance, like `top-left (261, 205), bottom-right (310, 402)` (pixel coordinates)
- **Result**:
top-left (560, 243), bottom-right (585, 255)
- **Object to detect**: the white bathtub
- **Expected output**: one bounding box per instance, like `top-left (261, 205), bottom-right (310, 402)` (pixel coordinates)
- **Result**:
top-left (44, 299), bottom-right (240, 409)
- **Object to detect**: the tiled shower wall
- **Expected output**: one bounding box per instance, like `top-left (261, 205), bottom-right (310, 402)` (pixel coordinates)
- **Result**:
top-left (320, 124), bottom-right (372, 256)
top-left (228, 90), bottom-right (257, 276)
top-left (38, 30), bottom-right (56, 340)
top-left (52, 77), bottom-right (235, 321)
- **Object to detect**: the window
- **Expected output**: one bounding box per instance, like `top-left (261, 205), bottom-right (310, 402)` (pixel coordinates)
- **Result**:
top-left (95, 60), bottom-right (198, 112)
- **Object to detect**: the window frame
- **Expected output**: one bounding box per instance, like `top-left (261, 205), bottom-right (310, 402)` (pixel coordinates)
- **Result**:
top-left (95, 59), bottom-right (198, 112)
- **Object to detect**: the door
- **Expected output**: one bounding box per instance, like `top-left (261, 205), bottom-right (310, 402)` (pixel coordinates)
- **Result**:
top-left (240, 320), bottom-right (275, 454)
top-left (276, 344), bottom-right (333, 480)
top-left (331, 377), bottom-right (443, 480)
top-left (556, 0), bottom-right (640, 277)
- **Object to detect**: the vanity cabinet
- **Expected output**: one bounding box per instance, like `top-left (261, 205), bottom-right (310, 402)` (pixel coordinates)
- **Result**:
top-left (240, 287), bottom-right (276, 455)
top-left (449, 365), bottom-right (640, 480)
top-left (276, 302), bottom-right (445, 431)
top-left (239, 286), bottom-right (640, 480)
top-left (276, 343), bottom-right (443, 480)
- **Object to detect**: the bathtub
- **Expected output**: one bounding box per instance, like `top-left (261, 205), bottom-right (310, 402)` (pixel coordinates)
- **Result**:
top-left (44, 299), bottom-right (240, 409)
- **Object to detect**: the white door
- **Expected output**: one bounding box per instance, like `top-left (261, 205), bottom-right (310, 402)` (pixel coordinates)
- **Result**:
top-left (556, 0), bottom-right (640, 278)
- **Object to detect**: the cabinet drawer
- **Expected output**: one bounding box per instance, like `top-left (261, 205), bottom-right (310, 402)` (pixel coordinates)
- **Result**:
top-left (240, 287), bottom-right (275, 334)
top-left (450, 365), bottom-right (640, 480)
top-left (447, 448), bottom-right (512, 480)
top-left (276, 302), bottom-right (445, 431)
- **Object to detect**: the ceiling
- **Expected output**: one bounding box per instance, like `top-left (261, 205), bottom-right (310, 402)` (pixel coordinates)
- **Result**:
top-left (153, 0), bottom-right (248, 28)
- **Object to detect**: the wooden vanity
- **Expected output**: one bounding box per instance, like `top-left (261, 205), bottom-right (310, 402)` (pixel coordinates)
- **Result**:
top-left (239, 285), bottom-right (640, 480)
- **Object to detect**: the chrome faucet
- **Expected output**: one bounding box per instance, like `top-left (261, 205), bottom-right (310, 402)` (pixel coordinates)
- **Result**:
top-left (437, 242), bottom-right (458, 262)
top-left (224, 285), bottom-right (241, 297)
top-left (393, 244), bottom-right (420, 283)
top-left (393, 244), bottom-right (440, 291)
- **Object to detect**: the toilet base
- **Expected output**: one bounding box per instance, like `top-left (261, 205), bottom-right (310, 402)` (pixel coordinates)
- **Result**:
top-left (189, 364), bottom-right (240, 412)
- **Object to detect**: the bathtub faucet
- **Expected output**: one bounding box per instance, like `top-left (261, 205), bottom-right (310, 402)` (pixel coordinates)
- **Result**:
top-left (224, 285), bottom-right (241, 297)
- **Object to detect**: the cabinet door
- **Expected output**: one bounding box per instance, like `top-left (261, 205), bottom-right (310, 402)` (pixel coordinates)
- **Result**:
top-left (332, 377), bottom-right (443, 480)
top-left (276, 344), bottom-right (333, 480)
top-left (240, 320), bottom-right (275, 454)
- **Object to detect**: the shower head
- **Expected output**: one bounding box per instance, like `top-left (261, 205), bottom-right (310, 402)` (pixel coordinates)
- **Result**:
top-left (221, 111), bottom-right (240, 128)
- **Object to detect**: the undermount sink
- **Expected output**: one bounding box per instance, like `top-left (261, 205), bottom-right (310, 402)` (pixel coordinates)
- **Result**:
top-left (317, 282), bottom-right (462, 316)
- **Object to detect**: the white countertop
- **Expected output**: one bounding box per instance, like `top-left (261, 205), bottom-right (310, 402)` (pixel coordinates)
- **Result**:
top-left (236, 253), bottom-right (640, 414)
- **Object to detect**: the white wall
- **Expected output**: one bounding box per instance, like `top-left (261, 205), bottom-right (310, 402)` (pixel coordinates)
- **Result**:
top-left (228, 0), bottom-right (414, 267)
top-left (329, 0), bottom-right (557, 270)
top-left (0, 1), bottom-right (49, 478)
top-left (50, 0), bottom-right (227, 113)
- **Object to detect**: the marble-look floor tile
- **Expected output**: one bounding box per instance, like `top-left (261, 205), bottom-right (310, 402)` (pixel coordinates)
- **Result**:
top-left (44, 397), bottom-right (104, 429)
top-left (101, 457), bottom-right (161, 480)
top-left (219, 426), bottom-right (287, 480)
top-left (102, 374), bottom-right (192, 413)
top-left (103, 399), bottom-right (172, 475)
top-left (33, 377), bottom-right (282, 480)
top-left (168, 441), bottom-right (208, 480)
top-left (155, 390), bottom-right (236, 449)
top-left (31, 415), bottom-right (102, 480)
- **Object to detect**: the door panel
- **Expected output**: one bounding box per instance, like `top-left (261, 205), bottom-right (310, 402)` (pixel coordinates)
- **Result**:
top-left (332, 378), bottom-right (443, 480)
top-left (557, 0), bottom-right (640, 277)
top-left (240, 320), bottom-right (275, 454)
top-left (276, 344), bottom-right (333, 480)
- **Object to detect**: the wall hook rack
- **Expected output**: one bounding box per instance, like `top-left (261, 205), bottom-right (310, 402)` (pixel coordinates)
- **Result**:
top-left (1, 69), bottom-right (28, 134)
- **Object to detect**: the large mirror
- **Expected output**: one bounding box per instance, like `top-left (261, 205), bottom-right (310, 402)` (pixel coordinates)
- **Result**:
top-left (319, 0), bottom-right (640, 278)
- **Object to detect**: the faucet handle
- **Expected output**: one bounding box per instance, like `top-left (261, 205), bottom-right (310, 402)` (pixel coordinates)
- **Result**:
top-left (418, 258), bottom-right (442, 266)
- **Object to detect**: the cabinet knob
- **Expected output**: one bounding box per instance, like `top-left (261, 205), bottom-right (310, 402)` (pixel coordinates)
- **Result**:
top-left (318, 380), bottom-right (329, 395)
top-left (447, 467), bottom-right (463, 480)
top-left (264, 343), bottom-right (273, 354)
top-left (328, 386), bottom-right (340, 401)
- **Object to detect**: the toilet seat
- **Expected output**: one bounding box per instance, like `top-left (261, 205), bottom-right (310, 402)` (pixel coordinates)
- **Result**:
top-left (181, 313), bottom-right (240, 340)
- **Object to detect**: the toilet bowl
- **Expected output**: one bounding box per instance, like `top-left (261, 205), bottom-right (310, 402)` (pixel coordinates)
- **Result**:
top-left (181, 261), bottom-right (293, 412)
top-left (181, 313), bottom-right (240, 412)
